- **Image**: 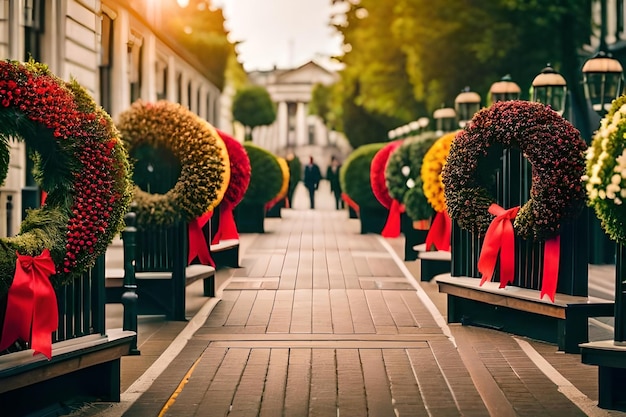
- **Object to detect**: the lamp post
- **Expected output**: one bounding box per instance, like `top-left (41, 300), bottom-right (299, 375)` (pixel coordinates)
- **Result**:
top-left (489, 74), bottom-right (521, 103)
top-left (532, 64), bottom-right (567, 115)
top-left (454, 87), bottom-right (481, 128)
top-left (582, 51), bottom-right (624, 117)
top-left (433, 106), bottom-right (456, 135)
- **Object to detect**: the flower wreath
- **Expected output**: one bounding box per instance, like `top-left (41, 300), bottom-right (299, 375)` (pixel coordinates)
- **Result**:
top-left (371, 140), bottom-right (403, 237)
top-left (116, 100), bottom-right (229, 227)
top-left (0, 60), bottom-right (132, 298)
top-left (385, 133), bottom-right (439, 221)
top-left (266, 156), bottom-right (290, 211)
top-left (211, 130), bottom-right (250, 242)
top-left (442, 100), bottom-right (586, 240)
top-left (0, 60), bottom-right (132, 357)
top-left (421, 131), bottom-right (457, 213)
top-left (586, 94), bottom-right (626, 244)
top-left (371, 140), bottom-right (403, 209)
top-left (419, 131), bottom-right (457, 251)
top-left (241, 142), bottom-right (283, 206)
top-left (340, 142), bottom-right (386, 211)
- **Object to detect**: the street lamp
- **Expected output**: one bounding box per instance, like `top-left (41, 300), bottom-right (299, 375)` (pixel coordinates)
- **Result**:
top-left (582, 51), bottom-right (624, 116)
top-left (433, 106), bottom-right (456, 135)
top-left (417, 117), bottom-right (429, 132)
top-left (489, 74), bottom-right (521, 103)
top-left (454, 87), bottom-right (481, 128)
top-left (532, 64), bottom-right (567, 115)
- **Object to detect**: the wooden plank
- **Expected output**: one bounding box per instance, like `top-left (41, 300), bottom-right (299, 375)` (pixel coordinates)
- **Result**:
top-left (283, 349), bottom-right (311, 417)
top-left (436, 275), bottom-right (614, 320)
top-left (336, 349), bottom-right (367, 416)
top-left (0, 332), bottom-right (134, 393)
top-left (312, 289), bottom-right (333, 334)
top-left (309, 349), bottom-right (337, 417)
top-left (346, 289), bottom-right (376, 334)
top-left (259, 349), bottom-right (289, 417)
top-left (267, 290), bottom-right (295, 334)
top-left (330, 289), bottom-right (355, 334)
top-left (360, 349), bottom-right (397, 416)
top-left (291, 289), bottom-right (312, 333)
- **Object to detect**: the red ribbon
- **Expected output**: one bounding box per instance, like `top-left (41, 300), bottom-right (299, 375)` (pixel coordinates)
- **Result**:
top-left (478, 204), bottom-right (520, 288)
top-left (425, 210), bottom-right (452, 252)
top-left (381, 199), bottom-right (404, 238)
top-left (540, 235), bottom-right (561, 302)
top-left (188, 211), bottom-right (215, 267)
top-left (341, 193), bottom-right (360, 214)
top-left (0, 249), bottom-right (58, 359)
top-left (212, 206), bottom-right (239, 244)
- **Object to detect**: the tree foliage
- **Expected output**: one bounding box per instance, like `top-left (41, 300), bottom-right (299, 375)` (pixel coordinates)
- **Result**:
top-left (165, 0), bottom-right (234, 91)
top-left (332, 0), bottom-right (592, 145)
top-left (232, 85), bottom-right (277, 140)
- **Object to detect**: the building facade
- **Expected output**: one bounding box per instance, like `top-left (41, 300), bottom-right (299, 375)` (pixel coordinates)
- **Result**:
top-left (0, 0), bottom-right (224, 236)
top-left (248, 61), bottom-right (345, 156)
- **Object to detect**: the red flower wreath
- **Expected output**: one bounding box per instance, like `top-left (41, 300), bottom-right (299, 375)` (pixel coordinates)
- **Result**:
top-left (213, 130), bottom-right (251, 241)
top-left (370, 140), bottom-right (404, 237)
top-left (0, 60), bottom-right (132, 357)
top-left (0, 60), bottom-right (131, 295)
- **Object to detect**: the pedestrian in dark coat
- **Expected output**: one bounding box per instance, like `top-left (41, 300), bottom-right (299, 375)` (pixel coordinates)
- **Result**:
top-left (303, 156), bottom-right (322, 209)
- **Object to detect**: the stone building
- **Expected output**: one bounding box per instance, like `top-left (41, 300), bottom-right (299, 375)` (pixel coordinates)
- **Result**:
top-left (0, 0), bottom-right (224, 236)
top-left (247, 61), bottom-right (349, 161)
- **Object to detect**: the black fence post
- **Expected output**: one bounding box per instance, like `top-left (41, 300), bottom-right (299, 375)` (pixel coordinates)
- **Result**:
top-left (121, 211), bottom-right (140, 355)
top-left (6, 195), bottom-right (12, 237)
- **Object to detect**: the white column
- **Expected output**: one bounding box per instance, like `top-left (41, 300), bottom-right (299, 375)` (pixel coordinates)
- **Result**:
top-left (296, 102), bottom-right (306, 146)
top-left (278, 101), bottom-right (288, 148)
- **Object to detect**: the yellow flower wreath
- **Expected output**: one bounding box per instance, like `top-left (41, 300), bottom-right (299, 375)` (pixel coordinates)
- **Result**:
top-left (420, 131), bottom-right (458, 213)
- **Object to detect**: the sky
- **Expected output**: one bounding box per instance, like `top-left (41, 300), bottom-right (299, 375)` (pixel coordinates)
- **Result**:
top-left (212, 0), bottom-right (344, 72)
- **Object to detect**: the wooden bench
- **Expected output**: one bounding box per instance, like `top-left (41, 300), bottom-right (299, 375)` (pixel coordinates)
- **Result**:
top-left (0, 258), bottom-right (135, 416)
top-left (436, 274), bottom-right (614, 353)
top-left (413, 243), bottom-right (451, 282)
top-left (105, 220), bottom-right (215, 321)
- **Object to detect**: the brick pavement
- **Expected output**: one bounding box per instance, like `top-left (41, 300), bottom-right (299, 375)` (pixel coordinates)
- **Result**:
top-left (75, 182), bottom-right (626, 417)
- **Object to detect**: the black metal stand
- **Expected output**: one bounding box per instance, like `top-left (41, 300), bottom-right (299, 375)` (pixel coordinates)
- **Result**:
top-left (121, 212), bottom-right (140, 355)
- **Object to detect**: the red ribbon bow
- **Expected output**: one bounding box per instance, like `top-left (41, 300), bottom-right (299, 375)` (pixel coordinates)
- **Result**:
top-left (540, 236), bottom-right (561, 302)
top-left (0, 249), bottom-right (58, 359)
top-left (478, 204), bottom-right (520, 288)
top-left (381, 199), bottom-right (404, 238)
top-left (212, 205), bottom-right (239, 244)
top-left (425, 210), bottom-right (452, 252)
top-left (341, 193), bottom-right (360, 214)
top-left (188, 211), bottom-right (215, 267)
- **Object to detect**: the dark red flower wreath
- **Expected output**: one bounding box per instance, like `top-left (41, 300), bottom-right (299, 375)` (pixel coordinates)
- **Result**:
top-left (441, 100), bottom-right (586, 301)
top-left (213, 130), bottom-right (251, 242)
top-left (442, 100), bottom-right (586, 240)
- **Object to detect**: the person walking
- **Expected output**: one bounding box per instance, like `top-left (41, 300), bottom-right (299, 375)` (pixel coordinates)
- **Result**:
top-left (303, 156), bottom-right (322, 209)
top-left (326, 156), bottom-right (343, 210)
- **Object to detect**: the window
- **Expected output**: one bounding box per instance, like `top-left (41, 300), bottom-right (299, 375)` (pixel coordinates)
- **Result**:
top-left (23, 0), bottom-right (44, 61)
top-left (128, 31), bottom-right (143, 104)
top-left (99, 12), bottom-right (114, 114)
top-left (156, 60), bottom-right (168, 100)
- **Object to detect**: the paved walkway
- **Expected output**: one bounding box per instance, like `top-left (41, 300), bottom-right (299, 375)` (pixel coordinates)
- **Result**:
top-left (71, 182), bottom-right (626, 417)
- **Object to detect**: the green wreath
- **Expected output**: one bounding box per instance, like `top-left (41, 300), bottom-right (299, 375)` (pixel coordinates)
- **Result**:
top-left (241, 142), bottom-right (283, 205)
top-left (442, 100), bottom-right (587, 240)
top-left (586, 94), bottom-right (626, 244)
top-left (116, 100), bottom-right (229, 227)
top-left (385, 132), bottom-right (439, 220)
top-left (0, 59), bottom-right (132, 298)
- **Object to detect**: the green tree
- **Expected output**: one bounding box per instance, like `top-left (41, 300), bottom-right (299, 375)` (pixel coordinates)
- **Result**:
top-left (232, 85), bottom-right (277, 141)
top-left (165, 0), bottom-right (234, 91)
top-left (332, 0), bottom-right (592, 121)
top-left (332, 0), bottom-right (426, 147)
